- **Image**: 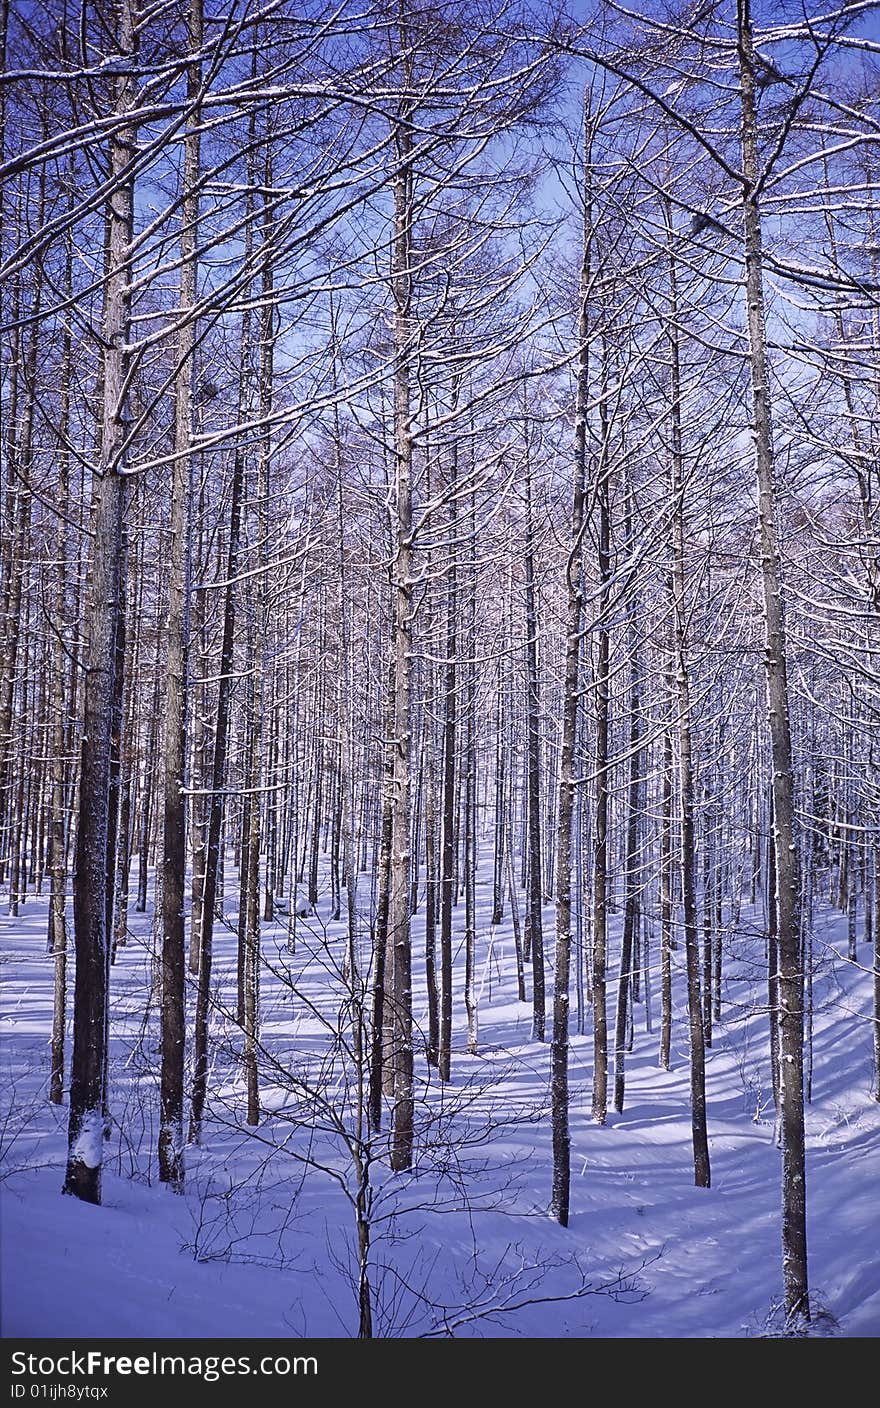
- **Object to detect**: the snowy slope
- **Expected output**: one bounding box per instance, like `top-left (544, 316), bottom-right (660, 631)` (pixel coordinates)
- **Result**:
top-left (2, 874), bottom-right (878, 1339)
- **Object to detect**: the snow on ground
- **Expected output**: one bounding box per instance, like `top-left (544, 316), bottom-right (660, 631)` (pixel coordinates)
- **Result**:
top-left (1, 862), bottom-right (878, 1339)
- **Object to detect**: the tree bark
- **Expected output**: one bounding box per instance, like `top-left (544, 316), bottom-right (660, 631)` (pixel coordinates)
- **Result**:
top-left (48, 180), bottom-right (74, 1105)
top-left (159, 0), bottom-right (202, 1190)
top-left (438, 453), bottom-right (457, 1084)
top-left (464, 483), bottom-right (478, 1057)
top-left (552, 98), bottom-right (591, 1222)
top-left (591, 336), bottom-right (612, 1127)
top-left (64, 0), bottom-right (135, 1204)
top-left (523, 444), bottom-right (544, 1043)
top-left (389, 77), bottom-right (415, 1170)
top-left (664, 192), bottom-right (710, 1189)
top-left (614, 537), bottom-right (643, 1115)
top-left (737, 0), bottom-right (808, 1320)
top-left (659, 708), bottom-right (674, 1072)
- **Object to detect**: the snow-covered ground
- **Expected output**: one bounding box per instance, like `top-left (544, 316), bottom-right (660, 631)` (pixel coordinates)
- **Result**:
top-left (2, 865), bottom-right (878, 1338)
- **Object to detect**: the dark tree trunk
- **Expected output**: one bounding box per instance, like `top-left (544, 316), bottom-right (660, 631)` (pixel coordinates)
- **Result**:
top-left (159, 0), bottom-right (201, 1190)
top-left (591, 338), bottom-right (612, 1127)
top-left (65, 0), bottom-right (136, 1203)
top-left (737, 0), bottom-right (808, 1321)
top-left (389, 84), bottom-right (415, 1171)
top-left (438, 452), bottom-right (457, 1085)
top-left (664, 193), bottom-right (710, 1190)
top-left (523, 449), bottom-right (544, 1043)
top-left (552, 98), bottom-right (591, 1223)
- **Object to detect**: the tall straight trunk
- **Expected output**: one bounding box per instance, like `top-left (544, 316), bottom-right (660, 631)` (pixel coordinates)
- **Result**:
top-left (503, 573), bottom-right (527, 1004)
top-left (188, 340), bottom-right (252, 1145)
top-left (240, 124), bottom-right (275, 1130)
top-left (768, 790), bottom-right (781, 1109)
top-left (112, 619), bottom-right (136, 962)
top-left (421, 443), bottom-right (440, 1067)
top-left (552, 102), bottom-right (591, 1223)
top-left (103, 507), bottom-right (127, 1110)
top-left (136, 585), bottom-right (162, 913)
top-left (2, 166), bottom-right (44, 903)
top-left (664, 193), bottom-right (710, 1189)
top-left (329, 301), bottom-right (363, 1029)
top-left (410, 715), bottom-right (424, 917)
top-left (464, 485), bottom-right (478, 1056)
top-left (64, 0), bottom-right (135, 1204)
top-left (369, 681), bottom-right (394, 1130)
top-left (614, 546), bottom-right (642, 1114)
top-left (159, 0), bottom-right (202, 1190)
top-left (264, 660), bottom-right (280, 922)
top-left (389, 90), bottom-right (415, 1171)
top-left (331, 380), bottom-right (370, 1339)
top-left (659, 705), bottom-right (674, 1072)
top-left (438, 451), bottom-right (457, 1084)
top-left (737, 0), bottom-right (807, 1320)
top-left (424, 694), bottom-right (440, 1066)
top-left (189, 516), bottom-right (209, 971)
top-left (750, 730), bottom-right (762, 908)
top-left (48, 186), bottom-right (74, 1105)
top-left (48, 578), bottom-right (69, 1106)
top-left (575, 694), bottom-right (590, 1026)
top-left (236, 658), bottom-right (253, 987)
top-left (463, 719), bottom-right (477, 1056)
top-left (307, 660), bottom-right (325, 907)
top-left (112, 527), bottom-right (143, 956)
top-left (712, 800), bottom-right (723, 1024)
top-left (675, 528), bottom-right (709, 1191)
top-left (591, 339), bottom-right (612, 1126)
top-left (492, 669), bottom-right (506, 926)
top-left (0, 307), bottom-right (26, 886)
top-left (523, 448), bottom-right (544, 1042)
top-left (241, 668), bottom-right (261, 1128)
top-left (701, 776), bottom-right (713, 1048)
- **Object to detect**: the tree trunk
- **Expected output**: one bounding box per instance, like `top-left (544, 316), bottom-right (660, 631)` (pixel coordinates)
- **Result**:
top-left (438, 451), bottom-right (457, 1084)
top-left (369, 692), bottom-right (394, 1130)
top-left (591, 338), bottom-right (612, 1127)
top-left (389, 78), bottom-right (415, 1170)
top-left (64, 0), bottom-right (135, 1204)
top-left (659, 690), bottom-right (674, 1072)
top-left (737, 0), bottom-right (808, 1321)
top-left (159, 0), bottom-right (202, 1190)
top-left (48, 184), bottom-right (74, 1105)
top-left (614, 548), bottom-right (643, 1114)
top-left (523, 446), bottom-right (544, 1043)
top-left (188, 356), bottom-right (251, 1144)
top-left (464, 484), bottom-right (478, 1056)
top-left (552, 100), bottom-right (591, 1222)
top-left (664, 192), bottom-right (710, 1190)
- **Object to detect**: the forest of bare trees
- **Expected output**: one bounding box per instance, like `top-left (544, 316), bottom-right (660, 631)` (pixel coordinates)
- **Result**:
top-left (2, 0), bottom-right (879, 1339)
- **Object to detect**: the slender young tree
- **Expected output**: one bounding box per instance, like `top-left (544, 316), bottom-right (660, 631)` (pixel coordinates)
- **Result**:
top-left (159, 0), bottom-right (202, 1192)
top-left (591, 331), bottom-right (613, 1127)
top-left (388, 49), bottom-right (416, 1172)
top-left (47, 165), bottom-right (75, 1106)
top-left (736, 0), bottom-right (807, 1321)
top-left (522, 437), bottom-right (545, 1044)
top-left (438, 440), bottom-right (457, 1086)
top-left (664, 192), bottom-right (710, 1190)
top-left (552, 93), bottom-right (592, 1224)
